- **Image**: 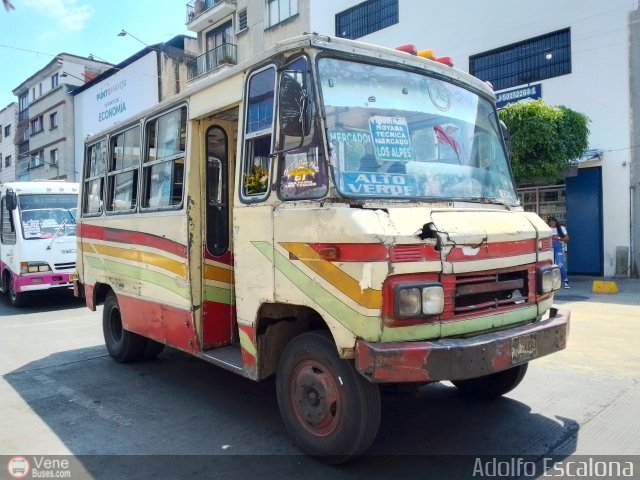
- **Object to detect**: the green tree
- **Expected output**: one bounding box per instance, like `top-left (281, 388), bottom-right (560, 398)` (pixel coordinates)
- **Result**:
top-left (498, 99), bottom-right (590, 183)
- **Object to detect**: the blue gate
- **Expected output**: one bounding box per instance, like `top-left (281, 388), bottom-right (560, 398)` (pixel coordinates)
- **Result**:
top-left (565, 167), bottom-right (603, 275)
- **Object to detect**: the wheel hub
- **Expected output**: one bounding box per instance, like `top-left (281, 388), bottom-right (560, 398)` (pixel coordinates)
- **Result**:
top-left (291, 362), bottom-right (340, 435)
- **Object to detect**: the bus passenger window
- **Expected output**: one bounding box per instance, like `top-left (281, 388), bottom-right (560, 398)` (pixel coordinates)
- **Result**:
top-left (83, 139), bottom-right (106, 215)
top-left (142, 106), bottom-right (187, 209)
top-left (241, 66), bottom-right (275, 200)
top-left (107, 125), bottom-right (140, 213)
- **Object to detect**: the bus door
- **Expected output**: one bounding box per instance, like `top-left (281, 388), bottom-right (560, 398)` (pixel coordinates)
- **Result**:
top-left (202, 123), bottom-right (236, 348)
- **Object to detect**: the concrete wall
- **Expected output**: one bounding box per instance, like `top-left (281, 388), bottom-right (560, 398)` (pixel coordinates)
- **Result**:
top-left (631, 5), bottom-right (640, 276)
top-left (310, 0), bottom-right (638, 277)
top-left (0, 103), bottom-right (17, 184)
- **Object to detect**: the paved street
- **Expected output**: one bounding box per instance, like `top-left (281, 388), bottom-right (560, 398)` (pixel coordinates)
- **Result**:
top-left (1, 279), bottom-right (639, 479)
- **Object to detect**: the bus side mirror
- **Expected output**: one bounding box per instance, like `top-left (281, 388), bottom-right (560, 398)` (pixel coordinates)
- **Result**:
top-left (279, 71), bottom-right (311, 138)
top-left (6, 190), bottom-right (17, 211)
top-left (500, 120), bottom-right (511, 161)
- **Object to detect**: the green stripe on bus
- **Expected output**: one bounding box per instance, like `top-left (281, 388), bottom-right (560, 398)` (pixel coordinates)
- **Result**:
top-left (252, 241), bottom-right (381, 340)
top-left (85, 256), bottom-right (189, 299)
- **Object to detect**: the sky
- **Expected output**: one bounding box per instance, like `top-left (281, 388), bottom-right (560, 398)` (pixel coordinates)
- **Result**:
top-left (0, 0), bottom-right (191, 108)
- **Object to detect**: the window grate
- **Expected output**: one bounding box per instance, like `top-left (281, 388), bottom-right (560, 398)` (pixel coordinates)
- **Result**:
top-left (335, 0), bottom-right (398, 40)
top-left (469, 29), bottom-right (571, 91)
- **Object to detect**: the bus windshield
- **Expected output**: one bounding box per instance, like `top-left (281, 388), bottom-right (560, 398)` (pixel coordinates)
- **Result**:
top-left (317, 57), bottom-right (518, 204)
top-left (18, 194), bottom-right (77, 240)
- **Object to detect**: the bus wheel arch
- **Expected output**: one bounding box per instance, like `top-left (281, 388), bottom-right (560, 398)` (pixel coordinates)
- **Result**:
top-left (255, 303), bottom-right (330, 380)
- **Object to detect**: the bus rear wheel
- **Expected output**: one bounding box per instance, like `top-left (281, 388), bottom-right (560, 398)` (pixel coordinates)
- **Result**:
top-left (8, 275), bottom-right (26, 308)
top-left (452, 363), bottom-right (529, 399)
top-left (276, 331), bottom-right (381, 464)
top-left (103, 291), bottom-right (145, 362)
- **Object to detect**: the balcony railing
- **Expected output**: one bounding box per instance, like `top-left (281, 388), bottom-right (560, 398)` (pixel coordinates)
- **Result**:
top-left (186, 43), bottom-right (237, 80)
top-left (186, 0), bottom-right (234, 23)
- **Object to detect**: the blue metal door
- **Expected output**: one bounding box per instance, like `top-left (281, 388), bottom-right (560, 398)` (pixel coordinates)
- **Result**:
top-left (565, 167), bottom-right (603, 275)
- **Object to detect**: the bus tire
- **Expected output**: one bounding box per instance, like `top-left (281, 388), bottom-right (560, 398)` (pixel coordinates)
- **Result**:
top-left (142, 339), bottom-right (165, 358)
top-left (103, 292), bottom-right (145, 362)
top-left (276, 331), bottom-right (381, 464)
top-left (452, 363), bottom-right (528, 399)
top-left (8, 275), bottom-right (26, 308)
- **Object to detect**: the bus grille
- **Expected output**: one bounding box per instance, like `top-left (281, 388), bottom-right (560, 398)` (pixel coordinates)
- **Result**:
top-left (54, 262), bottom-right (76, 271)
top-left (451, 267), bottom-right (531, 317)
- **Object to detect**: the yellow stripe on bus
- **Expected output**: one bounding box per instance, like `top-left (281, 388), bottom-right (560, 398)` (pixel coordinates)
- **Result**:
top-left (82, 243), bottom-right (187, 277)
top-left (204, 263), bottom-right (234, 284)
top-left (280, 242), bottom-right (381, 309)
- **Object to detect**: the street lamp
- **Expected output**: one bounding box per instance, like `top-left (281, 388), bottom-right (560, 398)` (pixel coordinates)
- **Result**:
top-left (61, 71), bottom-right (85, 82)
top-left (117, 29), bottom-right (148, 47)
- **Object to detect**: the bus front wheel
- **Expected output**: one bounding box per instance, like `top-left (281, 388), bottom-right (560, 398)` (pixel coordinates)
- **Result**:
top-left (8, 276), bottom-right (26, 308)
top-left (103, 291), bottom-right (145, 362)
top-left (276, 331), bottom-right (381, 464)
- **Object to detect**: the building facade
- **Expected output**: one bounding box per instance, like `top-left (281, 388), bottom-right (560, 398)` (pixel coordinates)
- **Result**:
top-left (184, 0), bottom-right (310, 81)
top-left (306, 0), bottom-right (639, 278)
top-left (71, 35), bottom-right (197, 181)
top-left (12, 54), bottom-right (112, 182)
top-left (0, 102), bottom-right (17, 184)
top-left (177, 0), bottom-right (639, 278)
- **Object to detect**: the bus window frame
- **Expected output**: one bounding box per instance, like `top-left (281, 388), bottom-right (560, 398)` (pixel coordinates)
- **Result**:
top-left (239, 64), bottom-right (277, 204)
top-left (106, 122), bottom-right (142, 215)
top-left (82, 137), bottom-right (107, 217)
top-left (140, 104), bottom-right (188, 212)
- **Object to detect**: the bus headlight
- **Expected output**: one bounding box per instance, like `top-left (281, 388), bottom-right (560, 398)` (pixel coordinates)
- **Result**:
top-left (537, 265), bottom-right (561, 294)
top-left (393, 283), bottom-right (444, 318)
top-left (20, 262), bottom-right (52, 274)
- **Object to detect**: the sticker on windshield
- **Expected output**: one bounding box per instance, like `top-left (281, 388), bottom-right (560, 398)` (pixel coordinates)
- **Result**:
top-left (369, 116), bottom-right (413, 162)
top-left (342, 172), bottom-right (417, 197)
top-left (23, 219), bottom-right (42, 239)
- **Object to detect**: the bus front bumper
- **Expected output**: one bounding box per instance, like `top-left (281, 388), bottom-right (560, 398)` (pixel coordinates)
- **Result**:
top-left (15, 272), bottom-right (74, 292)
top-left (355, 308), bottom-right (570, 383)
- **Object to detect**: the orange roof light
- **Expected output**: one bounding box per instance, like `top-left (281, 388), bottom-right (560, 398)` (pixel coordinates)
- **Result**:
top-left (417, 49), bottom-right (436, 60)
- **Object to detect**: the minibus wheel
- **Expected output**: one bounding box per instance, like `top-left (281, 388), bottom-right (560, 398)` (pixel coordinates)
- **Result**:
top-left (452, 363), bottom-right (528, 399)
top-left (276, 330), bottom-right (381, 464)
top-left (103, 291), bottom-right (145, 362)
top-left (8, 276), bottom-right (26, 308)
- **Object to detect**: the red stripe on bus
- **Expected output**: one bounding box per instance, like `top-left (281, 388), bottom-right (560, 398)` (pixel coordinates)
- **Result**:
top-left (307, 240), bottom-right (534, 263)
top-left (78, 224), bottom-right (187, 258)
top-left (203, 249), bottom-right (234, 266)
top-left (307, 243), bottom-right (440, 262)
top-left (445, 239), bottom-right (536, 262)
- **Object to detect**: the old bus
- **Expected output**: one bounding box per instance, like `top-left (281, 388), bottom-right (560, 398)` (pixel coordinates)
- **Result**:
top-left (75, 34), bottom-right (569, 462)
top-left (1, 181), bottom-right (78, 307)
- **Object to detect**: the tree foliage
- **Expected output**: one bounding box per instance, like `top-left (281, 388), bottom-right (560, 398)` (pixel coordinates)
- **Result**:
top-left (498, 99), bottom-right (590, 183)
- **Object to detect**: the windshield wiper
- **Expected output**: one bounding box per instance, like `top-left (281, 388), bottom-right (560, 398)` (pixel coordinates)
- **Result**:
top-left (66, 209), bottom-right (76, 224)
top-left (46, 219), bottom-right (67, 250)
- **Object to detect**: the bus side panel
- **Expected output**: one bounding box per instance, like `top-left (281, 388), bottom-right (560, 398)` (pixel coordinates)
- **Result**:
top-left (117, 293), bottom-right (199, 353)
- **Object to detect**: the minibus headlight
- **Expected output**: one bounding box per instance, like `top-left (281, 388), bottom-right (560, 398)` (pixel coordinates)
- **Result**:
top-left (422, 285), bottom-right (445, 315)
top-left (538, 265), bottom-right (561, 294)
top-left (394, 283), bottom-right (444, 318)
top-left (21, 262), bottom-right (52, 274)
top-left (396, 287), bottom-right (422, 317)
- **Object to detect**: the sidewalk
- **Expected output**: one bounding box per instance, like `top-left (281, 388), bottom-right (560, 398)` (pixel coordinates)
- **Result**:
top-left (554, 276), bottom-right (640, 307)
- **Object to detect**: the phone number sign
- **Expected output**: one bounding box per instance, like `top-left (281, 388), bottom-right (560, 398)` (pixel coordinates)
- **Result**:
top-left (495, 84), bottom-right (542, 108)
